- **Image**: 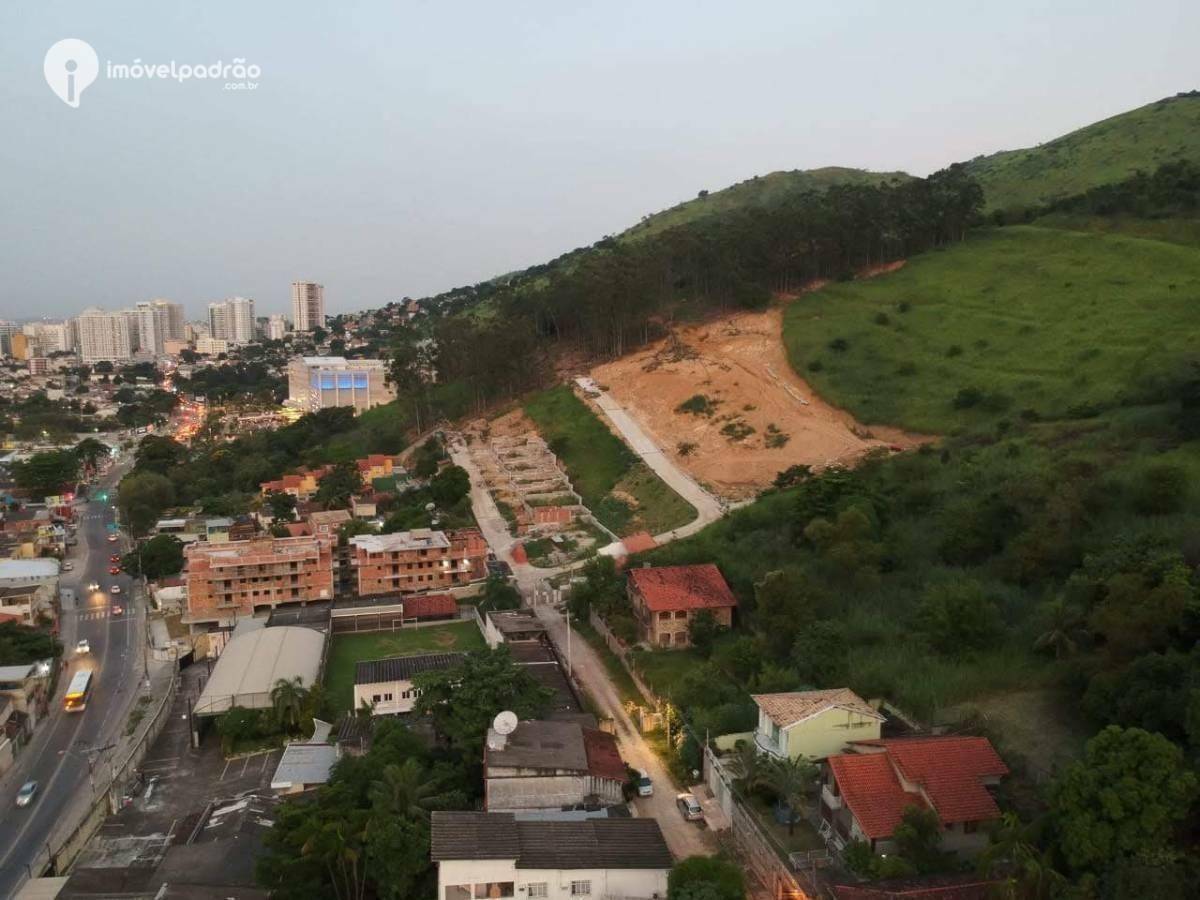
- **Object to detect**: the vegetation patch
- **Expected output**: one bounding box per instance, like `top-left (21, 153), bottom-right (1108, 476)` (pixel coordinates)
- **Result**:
top-left (524, 386), bottom-right (695, 535)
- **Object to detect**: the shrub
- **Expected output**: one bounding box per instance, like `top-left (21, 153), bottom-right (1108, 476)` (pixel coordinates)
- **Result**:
top-left (874, 312), bottom-right (891, 326)
top-left (676, 441), bottom-right (698, 457)
top-left (807, 359), bottom-right (824, 373)
top-left (828, 337), bottom-right (849, 353)
top-left (720, 420), bottom-right (756, 442)
top-left (676, 394), bottom-right (718, 417)
top-left (946, 344), bottom-right (964, 357)
top-left (952, 386), bottom-right (984, 409)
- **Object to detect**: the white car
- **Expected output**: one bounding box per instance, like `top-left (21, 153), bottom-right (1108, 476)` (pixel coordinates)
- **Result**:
top-left (676, 792), bottom-right (703, 822)
top-left (109, 585), bottom-right (121, 594)
top-left (87, 582), bottom-right (100, 592)
top-left (107, 534), bottom-right (119, 543)
top-left (635, 771), bottom-right (653, 797)
top-left (15, 781), bottom-right (38, 808)
top-left (62, 561), bottom-right (74, 572)
top-left (75, 639), bottom-right (90, 655)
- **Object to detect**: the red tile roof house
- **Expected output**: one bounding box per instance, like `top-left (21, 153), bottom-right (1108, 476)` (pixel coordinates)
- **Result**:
top-left (626, 563), bottom-right (737, 648)
top-left (821, 736), bottom-right (1008, 859)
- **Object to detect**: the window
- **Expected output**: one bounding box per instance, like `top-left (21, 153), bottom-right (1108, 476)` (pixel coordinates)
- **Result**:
top-left (658, 611), bottom-right (670, 621)
top-left (472, 882), bottom-right (514, 898)
top-left (569, 881), bottom-right (591, 896)
top-left (674, 610), bottom-right (688, 619)
top-left (445, 887), bottom-right (471, 900)
top-left (658, 632), bottom-right (671, 646)
top-left (964, 820), bottom-right (979, 834)
top-left (526, 885), bottom-right (548, 899)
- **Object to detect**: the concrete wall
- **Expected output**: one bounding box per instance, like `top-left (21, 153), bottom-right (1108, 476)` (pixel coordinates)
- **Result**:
top-left (484, 772), bottom-right (624, 812)
top-left (353, 677), bottom-right (419, 715)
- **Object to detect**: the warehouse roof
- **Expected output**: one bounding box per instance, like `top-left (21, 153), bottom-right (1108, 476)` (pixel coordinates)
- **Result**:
top-left (354, 652), bottom-right (464, 685)
top-left (193, 626), bottom-right (324, 717)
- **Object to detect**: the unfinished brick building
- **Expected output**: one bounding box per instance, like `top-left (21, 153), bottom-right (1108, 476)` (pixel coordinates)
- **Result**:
top-left (184, 535), bottom-right (335, 627)
top-left (350, 528), bottom-right (488, 597)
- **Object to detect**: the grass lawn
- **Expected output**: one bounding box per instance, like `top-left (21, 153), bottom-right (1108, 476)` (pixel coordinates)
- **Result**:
top-left (631, 648), bottom-right (707, 700)
top-left (783, 225), bottom-right (1200, 434)
top-left (525, 385), bottom-right (695, 536)
top-left (324, 621), bottom-right (486, 712)
top-left (745, 794), bottom-right (826, 855)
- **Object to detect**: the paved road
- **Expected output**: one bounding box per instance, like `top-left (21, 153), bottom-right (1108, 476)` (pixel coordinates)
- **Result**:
top-left (534, 604), bottom-right (719, 859)
top-left (574, 377), bottom-right (729, 541)
top-left (0, 459), bottom-right (145, 896)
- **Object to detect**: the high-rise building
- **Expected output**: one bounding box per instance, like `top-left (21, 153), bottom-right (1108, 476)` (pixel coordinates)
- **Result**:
top-left (135, 301), bottom-right (170, 356)
top-left (27, 321), bottom-right (74, 354)
top-left (266, 314), bottom-right (289, 341)
top-left (207, 296), bottom-right (256, 345)
top-left (291, 281), bottom-right (325, 333)
top-left (286, 356), bottom-right (396, 413)
top-left (152, 299), bottom-right (186, 340)
top-left (0, 323), bottom-right (19, 357)
top-left (76, 308), bottom-right (135, 363)
top-left (9, 333), bottom-right (31, 361)
top-left (28, 357), bottom-right (49, 376)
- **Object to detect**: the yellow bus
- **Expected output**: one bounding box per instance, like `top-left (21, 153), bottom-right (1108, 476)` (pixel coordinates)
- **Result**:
top-left (64, 669), bottom-right (92, 712)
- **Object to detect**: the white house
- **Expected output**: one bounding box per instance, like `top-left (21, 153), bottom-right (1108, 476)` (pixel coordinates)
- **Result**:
top-left (431, 812), bottom-right (672, 900)
top-left (352, 652), bottom-right (464, 715)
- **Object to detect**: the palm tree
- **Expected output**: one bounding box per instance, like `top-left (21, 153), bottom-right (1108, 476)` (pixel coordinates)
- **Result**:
top-left (271, 676), bottom-right (310, 734)
top-left (1033, 597), bottom-right (1085, 660)
top-left (368, 758), bottom-right (446, 820)
top-left (978, 813), bottom-right (1066, 900)
top-left (728, 740), bottom-right (768, 795)
top-left (765, 755), bottom-right (818, 835)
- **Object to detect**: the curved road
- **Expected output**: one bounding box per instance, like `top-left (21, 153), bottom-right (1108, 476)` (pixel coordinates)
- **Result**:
top-left (0, 459), bottom-right (144, 896)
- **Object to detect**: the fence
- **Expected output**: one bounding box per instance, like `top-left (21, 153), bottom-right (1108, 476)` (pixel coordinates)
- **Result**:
top-left (704, 743), bottom-right (825, 900)
top-left (32, 661), bottom-right (179, 881)
top-left (587, 611), bottom-right (663, 711)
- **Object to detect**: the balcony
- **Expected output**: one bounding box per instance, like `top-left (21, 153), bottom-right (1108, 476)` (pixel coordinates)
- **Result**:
top-left (821, 783), bottom-right (843, 811)
top-left (754, 729), bottom-right (787, 760)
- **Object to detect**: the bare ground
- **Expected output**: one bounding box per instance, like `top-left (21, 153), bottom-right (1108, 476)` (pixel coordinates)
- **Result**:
top-left (589, 305), bottom-right (931, 499)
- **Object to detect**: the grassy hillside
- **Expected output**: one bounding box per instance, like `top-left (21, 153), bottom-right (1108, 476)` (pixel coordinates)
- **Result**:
top-left (782, 225), bottom-right (1200, 434)
top-left (621, 166), bottom-right (910, 242)
top-left (966, 91), bottom-right (1200, 213)
top-left (524, 385), bottom-right (696, 536)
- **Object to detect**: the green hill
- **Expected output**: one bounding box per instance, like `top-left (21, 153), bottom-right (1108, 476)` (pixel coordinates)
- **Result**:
top-left (965, 91), bottom-right (1200, 214)
top-left (621, 166), bottom-right (910, 241)
top-left (782, 225), bottom-right (1200, 433)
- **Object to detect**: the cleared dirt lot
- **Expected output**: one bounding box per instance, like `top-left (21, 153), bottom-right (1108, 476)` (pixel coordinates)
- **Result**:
top-left (589, 305), bottom-right (929, 499)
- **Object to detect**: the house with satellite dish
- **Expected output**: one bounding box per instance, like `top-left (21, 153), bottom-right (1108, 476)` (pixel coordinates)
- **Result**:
top-left (484, 712), bottom-right (628, 814)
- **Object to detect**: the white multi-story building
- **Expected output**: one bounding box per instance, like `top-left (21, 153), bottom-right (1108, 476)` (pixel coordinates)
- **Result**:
top-left (207, 296), bottom-right (256, 346)
top-left (286, 356), bottom-right (395, 413)
top-left (134, 301), bottom-right (170, 357)
top-left (195, 336), bottom-right (229, 356)
top-left (28, 321), bottom-right (74, 354)
top-left (291, 281), bottom-right (325, 333)
top-left (76, 307), bottom-right (135, 363)
top-left (266, 314), bottom-right (289, 341)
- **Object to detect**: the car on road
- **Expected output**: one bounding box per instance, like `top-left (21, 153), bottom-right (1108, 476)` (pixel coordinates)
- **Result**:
top-left (87, 582), bottom-right (100, 592)
top-left (110, 585), bottom-right (122, 594)
top-left (75, 639), bottom-right (90, 654)
top-left (676, 792), bottom-right (703, 821)
top-left (109, 566), bottom-right (121, 575)
top-left (110, 554), bottom-right (121, 563)
top-left (636, 770), bottom-right (653, 797)
top-left (107, 534), bottom-right (119, 543)
top-left (111, 604), bottom-right (123, 616)
top-left (63, 561), bottom-right (74, 571)
top-left (15, 781), bottom-right (39, 808)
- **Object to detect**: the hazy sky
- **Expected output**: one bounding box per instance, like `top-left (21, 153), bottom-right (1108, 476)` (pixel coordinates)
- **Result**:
top-left (1, 1), bottom-right (1197, 320)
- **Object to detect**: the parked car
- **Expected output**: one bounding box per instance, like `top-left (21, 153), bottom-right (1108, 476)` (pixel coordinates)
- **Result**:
top-left (62, 561), bottom-right (74, 572)
top-left (76, 639), bottom-right (91, 654)
top-left (15, 781), bottom-right (39, 808)
top-left (110, 585), bottom-right (122, 594)
top-left (636, 771), bottom-right (653, 797)
top-left (676, 792), bottom-right (703, 821)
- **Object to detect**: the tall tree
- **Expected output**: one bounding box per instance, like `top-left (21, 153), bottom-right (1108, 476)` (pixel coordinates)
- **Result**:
top-left (12, 450), bottom-right (79, 497)
top-left (271, 676), bottom-right (311, 735)
top-left (1052, 725), bottom-right (1197, 874)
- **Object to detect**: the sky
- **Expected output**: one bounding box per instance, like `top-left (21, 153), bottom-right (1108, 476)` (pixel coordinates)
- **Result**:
top-left (0, 1), bottom-right (1197, 320)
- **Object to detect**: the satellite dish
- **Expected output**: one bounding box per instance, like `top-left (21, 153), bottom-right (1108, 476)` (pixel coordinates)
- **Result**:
top-left (424, 502), bottom-right (436, 511)
top-left (492, 710), bottom-right (518, 735)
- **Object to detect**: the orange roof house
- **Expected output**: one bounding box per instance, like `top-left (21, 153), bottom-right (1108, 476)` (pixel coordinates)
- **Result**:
top-left (821, 736), bottom-right (1008, 857)
top-left (626, 563), bottom-right (737, 649)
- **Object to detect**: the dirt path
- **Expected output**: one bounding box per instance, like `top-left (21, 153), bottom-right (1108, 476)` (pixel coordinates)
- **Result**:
top-left (589, 305), bottom-right (930, 499)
